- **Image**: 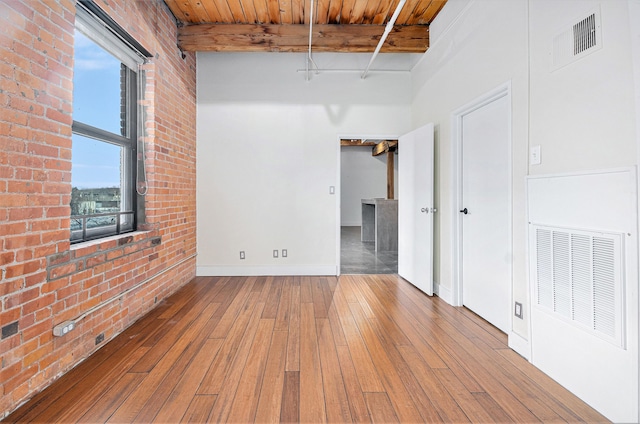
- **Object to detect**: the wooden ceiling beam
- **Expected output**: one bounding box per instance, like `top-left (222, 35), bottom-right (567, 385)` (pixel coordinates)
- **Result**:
top-left (177, 23), bottom-right (429, 52)
top-left (340, 139), bottom-right (379, 146)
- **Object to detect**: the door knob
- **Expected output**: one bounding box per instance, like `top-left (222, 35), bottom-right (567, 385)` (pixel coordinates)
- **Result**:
top-left (460, 208), bottom-right (468, 214)
top-left (420, 207), bottom-right (429, 213)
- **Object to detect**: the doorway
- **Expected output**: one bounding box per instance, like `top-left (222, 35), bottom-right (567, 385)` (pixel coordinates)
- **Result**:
top-left (453, 84), bottom-right (512, 333)
top-left (339, 138), bottom-right (398, 275)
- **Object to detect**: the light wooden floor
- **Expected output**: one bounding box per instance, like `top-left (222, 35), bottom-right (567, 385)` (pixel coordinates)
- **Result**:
top-left (5, 275), bottom-right (608, 423)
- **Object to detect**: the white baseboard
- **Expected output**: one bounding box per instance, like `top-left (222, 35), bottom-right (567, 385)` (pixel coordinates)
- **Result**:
top-left (196, 265), bottom-right (337, 277)
top-left (508, 331), bottom-right (531, 361)
top-left (434, 281), bottom-right (454, 304)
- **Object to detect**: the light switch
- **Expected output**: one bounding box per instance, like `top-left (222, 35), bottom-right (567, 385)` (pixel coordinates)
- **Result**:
top-left (530, 145), bottom-right (541, 165)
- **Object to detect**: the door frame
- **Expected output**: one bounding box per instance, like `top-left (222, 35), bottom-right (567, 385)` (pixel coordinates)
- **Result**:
top-left (450, 82), bottom-right (513, 314)
top-left (335, 133), bottom-right (401, 276)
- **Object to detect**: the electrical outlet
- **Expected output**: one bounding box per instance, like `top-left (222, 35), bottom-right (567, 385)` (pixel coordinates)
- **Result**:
top-left (240, 251), bottom-right (245, 260)
top-left (514, 302), bottom-right (523, 319)
top-left (53, 320), bottom-right (76, 337)
top-left (95, 333), bottom-right (105, 345)
top-left (282, 249), bottom-right (287, 258)
top-left (273, 249), bottom-right (279, 258)
top-left (329, 186), bottom-right (335, 194)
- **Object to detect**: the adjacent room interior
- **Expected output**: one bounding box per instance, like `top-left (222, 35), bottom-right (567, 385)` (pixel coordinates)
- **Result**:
top-left (1, 0), bottom-right (639, 422)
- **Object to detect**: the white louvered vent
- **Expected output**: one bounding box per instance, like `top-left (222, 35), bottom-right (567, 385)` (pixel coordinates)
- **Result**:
top-left (534, 226), bottom-right (623, 346)
top-left (551, 7), bottom-right (602, 71)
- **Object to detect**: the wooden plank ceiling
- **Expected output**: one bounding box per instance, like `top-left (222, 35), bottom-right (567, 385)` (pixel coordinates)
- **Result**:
top-left (164, 0), bottom-right (447, 53)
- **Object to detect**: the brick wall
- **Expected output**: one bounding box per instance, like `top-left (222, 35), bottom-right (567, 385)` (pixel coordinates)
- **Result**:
top-left (0, 0), bottom-right (197, 417)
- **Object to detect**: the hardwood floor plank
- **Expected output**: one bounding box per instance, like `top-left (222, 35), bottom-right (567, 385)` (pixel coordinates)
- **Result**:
top-left (6, 302), bottom-right (169, 422)
top-left (226, 319), bottom-right (275, 422)
top-left (425, 318), bottom-right (540, 422)
top-left (129, 302), bottom-right (220, 372)
top-left (254, 330), bottom-right (288, 423)
top-left (207, 301), bottom-right (266, 423)
top-left (285, 284), bottom-right (300, 372)
top-left (274, 276), bottom-right (292, 331)
top-left (280, 371), bottom-right (300, 423)
top-left (151, 338), bottom-right (223, 423)
top-left (130, 318), bottom-right (222, 423)
top-left (180, 395), bottom-right (217, 423)
top-left (364, 392), bottom-right (400, 424)
top-left (335, 345), bottom-right (371, 423)
top-left (354, 275), bottom-right (412, 346)
top-left (473, 392), bottom-right (515, 423)
top-left (392, 345), bottom-right (471, 423)
top-left (348, 302), bottom-right (424, 423)
top-left (198, 291), bottom-right (261, 394)
top-left (300, 276), bottom-right (313, 303)
top-left (263, 277), bottom-right (283, 318)
top-left (76, 373), bottom-right (145, 423)
top-left (496, 348), bottom-right (608, 422)
top-left (475, 338), bottom-right (589, 423)
top-left (432, 368), bottom-right (496, 423)
top-left (327, 299), bottom-right (348, 347)
top-left (311, 276), bottom-right (329, 318)
top-left (209, 276), bottom-right (257, 338)
top-left (340, 275), bottom-right (360, 303)
top-left (130, 280), bottom-right (223, 372)
top-left (381, 279), bottom-right (486, 393)
top-left (35, 345), bottom-right (150, 423)
top-left (4, 275), bottom-right (609, 424)
top-left (156, 276), bottom-right (216, 321)
top-left (316, 318), bottom-right (352, 423)
top-left (106, 302), bottom-right (220, 423)
top-left (332, 282), bottom-right (385, 392)
top-left (299, 302), bottom-right (326, 423)
top-left (364, 317), bottom-right (444, 423)
top-left (434, 318), bottom-right (563, 422)
top-left (367, 277), bottom-right (447, 369)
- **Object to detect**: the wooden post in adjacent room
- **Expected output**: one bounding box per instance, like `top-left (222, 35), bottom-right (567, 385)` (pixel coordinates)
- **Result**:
top-left (387, 150), bottom-right (394, 200)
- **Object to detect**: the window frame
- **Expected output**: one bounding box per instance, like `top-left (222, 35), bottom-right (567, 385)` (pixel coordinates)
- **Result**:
top-left (71, 1), bottom-right (150, 244)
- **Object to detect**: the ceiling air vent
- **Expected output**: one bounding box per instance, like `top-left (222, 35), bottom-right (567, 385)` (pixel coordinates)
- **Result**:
top-left (551, 7), bottom-right (602, 71)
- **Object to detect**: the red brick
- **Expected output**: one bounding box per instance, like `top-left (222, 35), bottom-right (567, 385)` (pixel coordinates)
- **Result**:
top-left (21, 293), bottom-right (55, 315)
top-left (85, 254), bottom-right (107, 269)
top-left (24, 271), bottom-right (47, 288)
top-left (7, 181), bottom-right (43, 194)
top-left (14, 249), bottom-right (33, 262)
top-left (27, 142), bottom-right (59, 158)
top-left (48, 262), bottom-right (77, 280)
top-left (0, 251), bottom-right (15, 266)
top-left (71, 244), bottom-right (98, 258)
top-left (48, 251), bottom-right (71, 266)
top-left (8, 207), bottom-right (43, 221)
top-left (4, 233), bottom-right (41, 249)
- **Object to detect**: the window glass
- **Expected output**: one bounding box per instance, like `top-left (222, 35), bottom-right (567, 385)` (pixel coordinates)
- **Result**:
top-left (71, 6), bottom-right (143, 243)
top-left (70, 134), bottom-right (124, 243)
top-left (72, 30), bottom-right (123, 136)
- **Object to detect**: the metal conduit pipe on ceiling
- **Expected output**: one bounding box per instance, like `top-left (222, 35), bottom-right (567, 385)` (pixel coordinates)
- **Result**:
top-left (361, 0), bottom-right (408, 79)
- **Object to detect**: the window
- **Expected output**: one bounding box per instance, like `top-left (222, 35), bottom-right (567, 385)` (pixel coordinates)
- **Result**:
top-left (71, 1), bottom-right (150, 243)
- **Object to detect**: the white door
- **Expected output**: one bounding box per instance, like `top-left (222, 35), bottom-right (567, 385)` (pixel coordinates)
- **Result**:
top-left (460, 95), bottom-right (511, 332)
top-left (398, 124), bottom-right (434, 296)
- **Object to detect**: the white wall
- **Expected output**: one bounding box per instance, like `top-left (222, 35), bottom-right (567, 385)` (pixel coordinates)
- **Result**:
top-left (411, 0), bottom-right (530, 339)
top-left (411, 0), bottom-right (639, 420)
top-left (340, 147), bottom-right (398, 226)
top-left (529, 0), bottom-right (637, 175)
top-left (197, 53), bottom-right (411, 276)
